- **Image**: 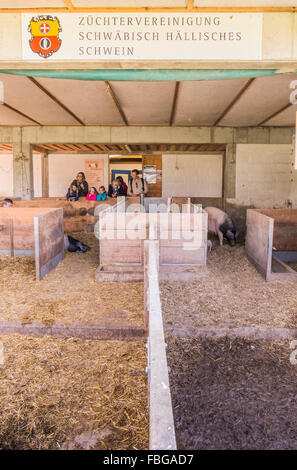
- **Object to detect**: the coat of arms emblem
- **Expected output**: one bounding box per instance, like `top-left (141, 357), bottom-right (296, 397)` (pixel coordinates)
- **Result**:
top-left (28, 15), bottom-right (62, 58)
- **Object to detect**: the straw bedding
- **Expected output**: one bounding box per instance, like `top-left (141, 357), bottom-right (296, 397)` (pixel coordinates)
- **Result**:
top-left (160, 244), bottom-right (297, 330)
top-left (167, 336), bottom-right (297, 450)
top-left (0, 233), bottom-right (144, 327)
top-left (0, 335), bottom-right (148, 450)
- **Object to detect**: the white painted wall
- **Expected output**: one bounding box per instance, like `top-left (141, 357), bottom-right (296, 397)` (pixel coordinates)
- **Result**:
top-left (0, 153), bottom-right (13, 197)
top-left (162, 154), bottom-right (223, 198)
top-left (33, 153), bottom-right (42, 198)
top-left (235, 144), bottom-right (293, 208)
top-left (48, 153), bottom-right (109, 197)
top-left (0, 152), bottom-right (43, 197)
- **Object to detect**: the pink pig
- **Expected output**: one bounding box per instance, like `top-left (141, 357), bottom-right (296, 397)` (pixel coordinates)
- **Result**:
top-left (205, 207), bottom-right (238, 247)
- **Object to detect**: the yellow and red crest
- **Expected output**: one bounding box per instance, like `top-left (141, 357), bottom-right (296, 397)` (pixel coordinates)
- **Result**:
top-left (28, 15), bottom-right (62, 59)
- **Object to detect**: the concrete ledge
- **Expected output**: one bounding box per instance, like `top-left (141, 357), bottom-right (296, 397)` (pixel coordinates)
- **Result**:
top-left (0, 322), bottom-right (146, 340)
top-left (145, 240), bottom-right (177, 451)
top-left (166, 325), bottom-right (297, 340)
top-left (159, 265), bottom-right (208, 281)
top-left (0, 249), bottom-right (35, 257)
top-left (95, 265), bottom-right (144, 282)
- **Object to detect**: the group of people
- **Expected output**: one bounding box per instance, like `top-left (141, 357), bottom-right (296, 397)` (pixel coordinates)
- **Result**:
top-left (66, 169), bottom-right (148, 202)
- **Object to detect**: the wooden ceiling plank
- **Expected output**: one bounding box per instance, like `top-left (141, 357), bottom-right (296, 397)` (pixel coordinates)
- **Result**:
top-left (86, 144), bottom-right (101, 152)
top-left (187, 145), bottom-right (196, 151)
top-left (105, 81), bottom-right (128, 126)
top-left (64, 144), bottom-right (76, 150)
top-left (169, 81), bottom-right (180, 126)
top-left (38, 144), bottom-right (53, 151)
top-left (79, 143), bottom-right (92, 151)
top-left (99, 144), bottom-right (109, 151)
top-left (257, 103), bottom-right (293, 126)
top-left (28, 77), bottom-right (85, 126)
top-left (93, 144), bottom-right (103, 151)
top-left (214, 78), bottom-right (256, 126)
top-left (52, 144), bottom-right (64, 150)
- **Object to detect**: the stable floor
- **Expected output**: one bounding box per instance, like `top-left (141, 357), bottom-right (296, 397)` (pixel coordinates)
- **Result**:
top-left (167, 337), bottom-right (297, 450)
top-left (0, 232), bottom-right (144, 327)
top-left (161, 243), bottom-right (297, 330)
top-left (0, 335), bottom-right (147, 450)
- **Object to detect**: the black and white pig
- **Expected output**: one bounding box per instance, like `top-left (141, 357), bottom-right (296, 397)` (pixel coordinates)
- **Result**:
top-left (64, 235), bottom-right (91, 253)
top-left (204, 207), bottom-right (238, 247)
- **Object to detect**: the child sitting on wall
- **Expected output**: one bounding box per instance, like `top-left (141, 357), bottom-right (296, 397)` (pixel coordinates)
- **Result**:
top-left (97, 186), bottom-right (107, 201)
top-left (86, 187), bottom-right (98, 200)
top-left (66, 184), bottom-right (79, 201)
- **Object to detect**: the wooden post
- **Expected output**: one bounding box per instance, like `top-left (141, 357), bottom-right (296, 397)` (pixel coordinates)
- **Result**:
top-left (9, 218), bottom-right (14, 257)
top-left (144, 240), bottom-right (149, 331)
top-left (187, 197), bottom-right (191, 213)
top-left (41, 152), bottom-right (49, 198)
top-left (167, 197), bottom-right (172, 213)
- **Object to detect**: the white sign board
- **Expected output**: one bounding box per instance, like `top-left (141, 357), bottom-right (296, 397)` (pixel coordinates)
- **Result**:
top-left (22, 12), bottom-right (263, 61)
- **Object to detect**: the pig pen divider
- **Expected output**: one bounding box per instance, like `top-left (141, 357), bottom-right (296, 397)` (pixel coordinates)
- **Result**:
top-left (245, 209), bottom-right (297, 281)
top-left (144, 238), bottom-right (177, 451)
top-left (0, 207), bottom-right (65, 281)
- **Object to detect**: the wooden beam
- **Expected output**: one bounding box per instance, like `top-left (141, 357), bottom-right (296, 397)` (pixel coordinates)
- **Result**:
top-left (99, 144), bottom-right (110, 152)
top-left (65, 144), bottom-right (81, 150)
top-left (2, 102), bottom-right (41, 126)
top-left (1, 6), bottom-right (293, 13)
top-left (214, 78), bottom-right (255, 126)
top-left (87, 144), bottom-right (100, 152)
top-left (104, 81), bottom-right (128, 126)
top-left (44, 144), bottom-right (61, 151)
top-left (51, 144), bottom-right (65, 151)
top-left (28, 77), bottom-right (85, 126)
top-left (78, 143), bottom-right (92, 151)
top-left (169, 81), bottom-right (180, 127)
top-left (187, 145), bottom-right (196, 151)
top-left (59, 144), bottom-right (73, 150)
top-left (36, 144), bottom-right (52, 151)
top-left (257, 103), bottom-right (293, 126)
top-left (0, 144), bottom-right (12, 150)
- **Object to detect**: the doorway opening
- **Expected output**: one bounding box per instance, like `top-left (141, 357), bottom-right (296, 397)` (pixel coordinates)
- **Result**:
top-left (109, 154), bottom-right (163, 197)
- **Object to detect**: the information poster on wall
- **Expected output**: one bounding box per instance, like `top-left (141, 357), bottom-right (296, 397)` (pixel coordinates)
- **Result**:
top-left (143, 165), bottom-right (157, 184)
top-left (85, 159), bottom-right (104, 189)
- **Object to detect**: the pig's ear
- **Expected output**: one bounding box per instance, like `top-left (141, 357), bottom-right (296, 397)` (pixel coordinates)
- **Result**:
top-left (235, 231), bottom-right (239, 240)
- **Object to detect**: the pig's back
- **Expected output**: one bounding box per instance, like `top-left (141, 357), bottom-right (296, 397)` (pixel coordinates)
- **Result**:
top-left (204, 207), bottom-right (226, 232)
